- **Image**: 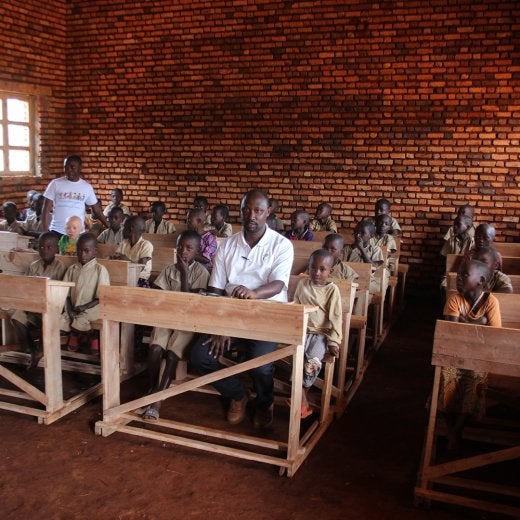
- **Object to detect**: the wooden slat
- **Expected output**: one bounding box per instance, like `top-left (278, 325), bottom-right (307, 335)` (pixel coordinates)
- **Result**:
top-left (493, 242), bottom-right (520, 258)
top-left (99, 286), bottom-right (310, 345)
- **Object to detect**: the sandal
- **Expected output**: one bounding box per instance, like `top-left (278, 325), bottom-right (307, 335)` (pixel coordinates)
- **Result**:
top-left (142, 404), bottom-right (160, 421)
top-left (284, 399), bottom-right (314, 419)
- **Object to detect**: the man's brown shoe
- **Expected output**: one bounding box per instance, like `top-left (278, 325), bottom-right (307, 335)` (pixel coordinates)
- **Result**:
top-left (227, 395), bottom-right (248, 425)
top-left (254, 403), bottom-right (274, 429)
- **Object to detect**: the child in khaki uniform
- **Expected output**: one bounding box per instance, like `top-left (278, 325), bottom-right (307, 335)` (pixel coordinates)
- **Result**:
top-left (143, 231), bottom-right (209, 420)
top-left (60, 233), bottom-right (110, 354)
top-left (97, 206), bottom-right (124, 245)
top-left (321, 233), bottom-right (358, 282)
top-left (145, 201), bottom-right (176, 234)
top-left (11, 232), bottom-right (68, 368)
top-left (292, 249), bottom-right (342, 418)
top-left (309, 203), bottom-right (338, 233)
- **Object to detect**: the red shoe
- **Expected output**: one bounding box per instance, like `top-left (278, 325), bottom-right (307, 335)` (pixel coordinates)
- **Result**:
top-left (90, 338), bottom-right (100, 355)
top-left (67, 334), bottom-right (79, 352)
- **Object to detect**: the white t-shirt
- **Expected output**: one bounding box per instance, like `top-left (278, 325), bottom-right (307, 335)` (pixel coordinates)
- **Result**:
top-left (209, 225), bottom-right (294, 302)
top-left (43, 176), bottom-right (98, 234)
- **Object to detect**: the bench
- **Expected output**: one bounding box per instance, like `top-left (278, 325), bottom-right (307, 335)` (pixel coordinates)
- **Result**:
top-left (447, 272), bottom-right (520, 293)
top-left (446, 253), bottom-right (520, 275)
top-left (415, 318), bottom-right (520, 517)
top-left (94, 286), bottom-right (337, 476)
top-left (493, 242), bottom-right (520, 258)
top-left (0, 231), bottom-right (31, 251)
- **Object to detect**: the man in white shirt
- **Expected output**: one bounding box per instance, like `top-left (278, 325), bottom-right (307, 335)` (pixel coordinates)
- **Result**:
top-left (41, 155), bottom-right (108, 236)
top-left (190, 189), bottom-right (294, 429)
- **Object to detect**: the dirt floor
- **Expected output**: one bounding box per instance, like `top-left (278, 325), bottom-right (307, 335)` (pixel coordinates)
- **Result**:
top-left (0, 296), bottom-right (501, 519)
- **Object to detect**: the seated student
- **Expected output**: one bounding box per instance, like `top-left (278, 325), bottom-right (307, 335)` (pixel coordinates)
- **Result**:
top-left (193, 195), bottom-right (212, 227)
top-left (58, 215), bottom-right (84, 255)
top-left (22, 193), bottom-right (45, 238)
top-left (284, 209), bottom-right (314, 241)
top-left (441, 215), bottom-right (474, 257)
top-left (103, 188), bottom-right (131, 219)
top-left (186, 208), bottom-right (217, 271)
top-left (0, 201), bottom-right (24, 234)
top-left (440, 259), bottom-right (501, 454)
top-left (292, 249), bottom-right (342, 418)
top-left (466, 223), bottom-right (503, 271)
top-left (145, 201), bottom-right (176, 234)
top-left (371, 214), bottom-right (398, 277)
top-left (373, 198), bottom-right (401, 236)
top-left (341, 220), bottom-right (384, 294)
top-left (322, 234), bottom-right (358, 281)
top-left (112, 216), bottom-right (153, 288)
top-left (97, 206), bottom-right (124, 245)
top-left (60, 233), bottom-right (111, 355)
top-left (207, 203), bottom-right (232, 238)
top-left (266, 198), bottom-right (285, 233)
top-left (444, 204), bottom-right (476, 241)
top-left (309, 203), bottom-right (338, 233)
top-left (142, 230), bottom-right (210, 420)
top-left (21, 190), bottom-right (39, 221)
top-left (11, 232), bottom-right (68, 368)
top-left (474, 246), bottom-right (513, 293)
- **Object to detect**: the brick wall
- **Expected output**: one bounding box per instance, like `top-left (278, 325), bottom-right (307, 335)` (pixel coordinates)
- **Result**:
top-left (3, 0), bottom-right (519, 291)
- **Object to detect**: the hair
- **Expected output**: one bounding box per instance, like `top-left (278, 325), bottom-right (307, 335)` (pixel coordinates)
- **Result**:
top-left (212, 203), bottom-right (229, 220)
top-left (457, 204), bottom-right (474, 216)
top-left (317, 202), bottom-right (332, 211)
top-left (455, 214), bottom-right (473, 227)
top-left (38, 231), bottom-right (59, 247)
top-left (188, 208), bottom-right (205, 221)
top-left (324, 233), bottom-right (344, 247)
top-left (309, 248), bottom-right (335, 266)
top-left (375, 198), bottom-right (391, 210)
top-left (112, 188), bottom-right (123, 196)
top-left (65, 214), bottom-right (83, 226)
top-left (475, 222), bottom-right (496, 239)
top-left (150, 201), bottom-right (166, 213)
top-left (194, 195), bottom-right (208, 207)
top-left (356, 220), bottom-right (376, 235)
top-left (2, 201), bottom-right (17, 211)
top-left (241, 189), bottom-right (270, 208)
top-left (77, 232), bottom-right (97, 247)
top-left (108, 206), bottom-right (124, 218)
top-left (292, 209), bottom-right (310, 224)
top-left (177, 229), bottom-right (202, 247)
top-left (376, 213), bottom-right (392, 226)
top-left (467, 259), bottom-right (491, 284)
top-left (127, 215), bottom-right (146, 233)
top-left (474, 246), bottom-right (500, 266)
top-left (64, 155), bottom-right (82, 167)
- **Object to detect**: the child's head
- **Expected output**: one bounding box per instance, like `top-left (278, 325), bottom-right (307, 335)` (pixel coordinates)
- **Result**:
top-left (111, 188), bottom-right (123, 205)
top-left (269, 198), bottom-right (279, 214)
top-left (2, 202), bottom-right (18, 223)
top-left (456, 259), bottom-right (490, 296)
top-left (27, 190), bottom-right (38, 207)
top-left (186, 208), bottom-right (205, 232)
top-left (108, 206), bottom-right (124, 231)
top-left (211, 204), bottom-right (229, 228)
top-left (150, 201), bottom-right (166, 223)
top-left (456, 204), bottom-right (474, 220)
top-left (453, 215), bottom-right (472, 237)
top-left (193, 196), bottom-right (209, 212)
top-left (63, 155), bottom-right (82, 181)
top-left (474, 246), bottom-right (500, 272)
top-left (375, 198), bottom-right (391, 216)
top-left (323, 233), bottom-right (344, 261)
top-left (315, 203), bottom-right (332, 221)
top-left (65, 215), bottom-right (84, 240)
top-left (177, 230), bottom-right (202, 264)
top-left (38, 232), bottom-right (59, 264)
top-left (32, 194), bottom-right (44, 215)
top-left (375, 214), bottom-right (393, 236)
top-left (76, 233), bottom-right (97, 265)
top-left (123, 216), bottom-right (145, 241)
top-left (308, 249), bottom-right (334, 286)
top-left (474, 223), bottom-right (496, 249)
top-left (354, 220), bottom-right (375, 244)
top-left (291, 209), bottom-right (310, 231)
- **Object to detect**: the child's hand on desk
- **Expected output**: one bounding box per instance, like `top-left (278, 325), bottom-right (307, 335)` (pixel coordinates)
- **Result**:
top-left (203, 335), bottom-right (231, 358)
top-left (231, 285), bottom-right (257, 299)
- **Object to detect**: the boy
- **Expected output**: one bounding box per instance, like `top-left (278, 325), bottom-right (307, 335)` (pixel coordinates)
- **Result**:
top-left (342, 220), bottom-right (384, 294)
top-left (284, 209), bottom-right (314, 241)
top-left (322, 234), bottom-right (358, 281)
top-left (441, 259), bottom-right (501, 454)
top-left (112, 216), bottom-right (153, 287)
top-left (444, 204), bottom-right (476, 241)
top-left (11, 232), bottom-right (68, 368)
top-left (193, 195), bottom-right (212, 227)
top-left (292, 249), bottom-right (342, 418)
top-left (21, 190), bottom-right (39, 220)
top-left (467, 223), bottom-right (502, 271)
top-left (22, 193), bottom-right (45, 237)
top-left (441, 215), bottom-right (474, 257)
top-left (142, 230), bottom-right (210, 420)
top-left (103, 188), bottom-right (131, 219)
top-left (58, 215), bottom-right (84, 255)
top-left (0, 201), bottom-right (24, 234)
top-left (207, 203), bottom-right (232, 238)
top-left (97, 206), bottom-right (124, 244)
top-left (374, 198), bottom-right (401, 236)
top-left (474, 246), bottom-right (512, 293)
top-left (186, 208), bottom-right (217, 271)
top-left (309, 203), bottom-right (338, 233)
top-left (145, 201), bottom-right (176, 234)
top-left (60, 233), bottom-right (110, 354)
top-left (266, 198), bottom-right (285, 232)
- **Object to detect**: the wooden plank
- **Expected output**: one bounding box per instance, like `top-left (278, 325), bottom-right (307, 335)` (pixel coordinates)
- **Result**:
top-left (99, 286), bottom-right (310, 346)
top-left (447, 253), bottom-right (520, 275)
top-left (429, 476), bottom-right (520, 499)
top-left (0, 364), bottom-right (48, 405)
top-left (494, 242), bottom-right (520, 258)
top-left (0, 401), bottom-right (46, 418)
top-left (494, 292), bottom-right (520, 329)
top-left (0, 274), bottom-right (49, 313)
top-left (432, 320), bottom-right (520, 376)
top-left (0, 250), bottom-right (38, 275)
